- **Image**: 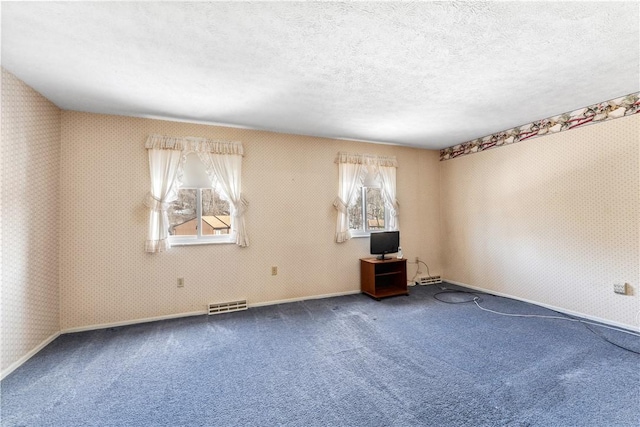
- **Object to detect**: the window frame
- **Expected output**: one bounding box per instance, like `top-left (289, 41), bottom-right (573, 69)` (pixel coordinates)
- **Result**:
top-left (169, 187), bottom-right (234, 246)
top-left (349, 185), bottom-right (390, 238)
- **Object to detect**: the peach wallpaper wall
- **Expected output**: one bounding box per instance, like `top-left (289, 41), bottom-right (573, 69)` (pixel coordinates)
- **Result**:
top-left (440, 114), bottom-right (639, 329)
top-left (4, 66), bottom-right (637, 377)
top-left (1, 70), bottom-right (61, 374)
top-left (59, 112), bottom-right (441, 330)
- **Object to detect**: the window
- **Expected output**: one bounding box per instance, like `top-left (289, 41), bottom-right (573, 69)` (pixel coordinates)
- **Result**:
top-left (169, 188), bottom-right (231, 238)
top-left (334, 152), bottom-right (398, 243)
top-left (145, 135), bottom-right (248, 252)
top-left (348, 186), bottom-right (387, 233)
top-left (168, 153), bottom-right (233, 245)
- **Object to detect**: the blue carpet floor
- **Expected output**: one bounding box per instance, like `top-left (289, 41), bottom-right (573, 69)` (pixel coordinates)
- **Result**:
top-left (2, 283), bottom-right (639, 426)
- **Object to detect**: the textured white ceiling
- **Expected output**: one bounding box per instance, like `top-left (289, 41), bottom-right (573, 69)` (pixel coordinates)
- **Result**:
top-left (2, 1), bottom-right (638, 150)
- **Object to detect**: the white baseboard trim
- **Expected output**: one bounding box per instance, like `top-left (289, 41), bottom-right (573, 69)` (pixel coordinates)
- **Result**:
top-left (5, 289), bottom-right (363, 378)
top-left (60, 289), bottom-right (363, 333)
top-left (248, 290), bottom-right (362, 308)
top-left (60, 310), bottom-right (207, 334)
top-left (1, 331), bottom-right (60, 381)
top-left (60, 290), bottom-right (360, 334)
top-left (444, 279), bottom-right (639, 333)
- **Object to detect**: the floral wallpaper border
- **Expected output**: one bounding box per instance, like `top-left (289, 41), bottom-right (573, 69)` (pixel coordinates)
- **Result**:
top-left (440, 92), bottom-right (640, 161)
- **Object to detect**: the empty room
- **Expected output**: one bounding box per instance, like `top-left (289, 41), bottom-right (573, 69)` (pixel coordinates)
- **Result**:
top-left (1, 2), bottom-right (638, 426)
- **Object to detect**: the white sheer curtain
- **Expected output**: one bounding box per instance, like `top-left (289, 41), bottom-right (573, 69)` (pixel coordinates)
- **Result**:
top-left (145, 137), bottom-right (184, 253)
top-left (334, 152), bottom-right (398, 241)
top-left (334, 153), bottom-right (365, 243)
top-left (197, 141), bottom-right (249, 247)
top-left (378, 162), bottom-right (399, 230)
top-left (144, 135), bottom-right (248, 251)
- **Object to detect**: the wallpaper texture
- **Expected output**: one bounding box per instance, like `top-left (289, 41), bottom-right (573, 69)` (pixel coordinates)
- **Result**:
top-left (1, 70), bottom-right (61, 373)
top-left (59, 112), bottom-right (441, 330)
top-left (440, 114), bottom-right (639, 329)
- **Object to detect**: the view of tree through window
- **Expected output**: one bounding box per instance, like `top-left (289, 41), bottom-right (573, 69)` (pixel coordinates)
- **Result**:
top-left (168, 188), bottom-right (231, 236)
top-left (348, 187), bottom-right (385, 232)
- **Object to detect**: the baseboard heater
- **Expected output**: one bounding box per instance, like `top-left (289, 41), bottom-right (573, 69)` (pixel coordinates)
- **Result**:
top-left (208, 299), bottom-right (248, 315)
top-left (417, 276), bottom-right (442, 285)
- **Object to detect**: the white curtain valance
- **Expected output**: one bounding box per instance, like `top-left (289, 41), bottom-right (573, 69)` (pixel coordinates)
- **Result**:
top-left (145, 134), bottom-right (244, 156)
top-left (335, 152), bottom-right (397, 168)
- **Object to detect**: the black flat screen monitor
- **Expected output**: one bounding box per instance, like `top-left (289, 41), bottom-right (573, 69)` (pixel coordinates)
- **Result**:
top-left (370, 231), bottom-right (399, 260)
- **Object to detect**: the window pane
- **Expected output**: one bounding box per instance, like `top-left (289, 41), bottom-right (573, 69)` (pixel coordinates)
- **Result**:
top-left (365, 187), bottom-right (385, 230)
top-left (168, 189), bottom-right (197, 236)
top-left (201, 188), bottom-right (231, 235)
top-left (348, 190), bottom-right (363, 230)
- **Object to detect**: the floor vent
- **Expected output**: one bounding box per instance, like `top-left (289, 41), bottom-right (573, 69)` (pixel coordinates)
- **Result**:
top-left (208, 300), bottom-right (248, 315)
top-left (417, 276), bottom-right (442, 285)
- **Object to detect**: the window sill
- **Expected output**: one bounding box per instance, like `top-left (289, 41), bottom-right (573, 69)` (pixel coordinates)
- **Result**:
top-left (350, 233), bottom-right (370, 238)
top-left (170, 238), bottom-right (234, 246)
top-left (350, 230), bottom-right (394, 238)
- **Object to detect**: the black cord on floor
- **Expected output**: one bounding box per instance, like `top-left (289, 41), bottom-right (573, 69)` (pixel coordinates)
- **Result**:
top-left (433, 289), bottom-right (484, 304)
top-left (431, 286), bottom-right (640, 355)
top-left (561, 312), bottom-right (640, 355)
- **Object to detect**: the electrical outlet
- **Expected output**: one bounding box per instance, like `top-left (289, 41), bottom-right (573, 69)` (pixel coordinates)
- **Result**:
top-left (271, 266), bottom-right (278, 276)
top-left (177, 278), bottom-right (184, 288)
top-left (613, 283), bottom-right (627, 295)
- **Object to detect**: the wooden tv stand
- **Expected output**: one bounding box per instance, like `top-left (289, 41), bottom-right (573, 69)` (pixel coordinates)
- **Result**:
top-left (360, 257), bottom-right (408, 300)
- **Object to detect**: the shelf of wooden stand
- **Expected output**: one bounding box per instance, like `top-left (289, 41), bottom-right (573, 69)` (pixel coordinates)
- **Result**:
top-left (360, 257), bottom-right (408, 300)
